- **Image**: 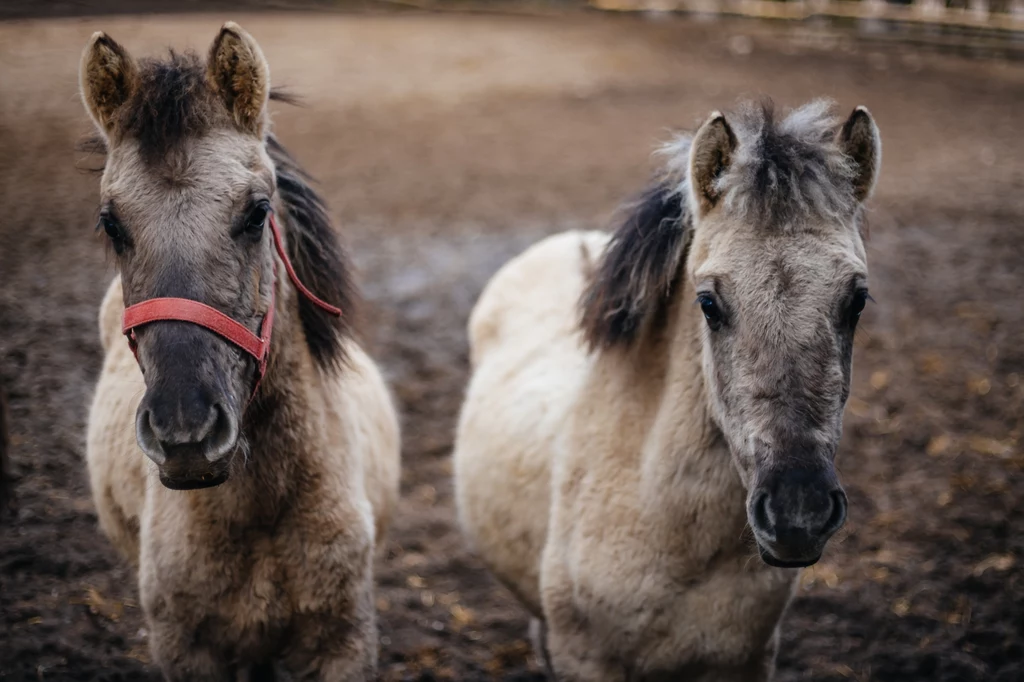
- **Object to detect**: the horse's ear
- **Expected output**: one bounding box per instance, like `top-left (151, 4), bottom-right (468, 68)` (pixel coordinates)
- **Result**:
top-left (206, 22), bottom-right (270, 137)
top-left (838, 106), bottom-right (881, 202)
top-left (688, 112), bottom-right (737, 216)
top-left (80, 32), bottom-right (138, 138)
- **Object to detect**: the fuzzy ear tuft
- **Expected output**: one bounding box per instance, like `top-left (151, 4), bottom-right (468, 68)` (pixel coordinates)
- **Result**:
top-left (80, 32), bottom-right (138, 137)
top-left (838, 106), bottom-right (881, 202)
top-left (206, 22), bottom-right (270, 137)
top-left (688, 112), bottom-right (737, 216)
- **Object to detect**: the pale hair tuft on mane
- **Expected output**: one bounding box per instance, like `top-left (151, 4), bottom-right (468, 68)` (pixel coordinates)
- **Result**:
top-left (709, 99), bottom-right (859, 229)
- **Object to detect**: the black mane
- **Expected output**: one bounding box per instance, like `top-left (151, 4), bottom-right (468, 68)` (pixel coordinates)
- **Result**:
top-left (579, 180), bottom-right (691, 351)
top-left (118, 50), bottom-right (214, 163)
top-left (267, 134), bottom-right (357, 370)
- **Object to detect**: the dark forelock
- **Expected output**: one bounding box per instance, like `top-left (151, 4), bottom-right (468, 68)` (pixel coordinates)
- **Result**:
top-left (115, 50), bottom-right (220, 163)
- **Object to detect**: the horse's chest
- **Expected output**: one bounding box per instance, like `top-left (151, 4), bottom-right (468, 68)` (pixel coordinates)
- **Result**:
top-left (219, 543), bottom-right (290, 617)
top-left (141, 514), bottom-right (367, 655)
top-left (149, 533), bottom-right (295, 612)
top-left (564, 531), bottom-right (795, 670)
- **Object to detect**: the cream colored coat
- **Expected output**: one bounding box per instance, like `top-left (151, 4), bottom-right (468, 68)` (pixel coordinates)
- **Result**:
top-left (455, 231), bottom-right (794, 681)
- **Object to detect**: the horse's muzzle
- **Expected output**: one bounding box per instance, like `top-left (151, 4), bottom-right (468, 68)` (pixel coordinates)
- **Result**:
top-left (756, 544), bottom-right (821, 568)
top-left (156, 450), bottom-right (231, 490)
top-left (135, 384), bottom-right (239, 491)
top-left (159, 468), bottom-right (230, 491)
top-left (748, 466), bottom-right (847, 569)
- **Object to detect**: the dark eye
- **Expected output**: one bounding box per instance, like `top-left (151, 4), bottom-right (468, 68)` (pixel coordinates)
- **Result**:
top-left (697, 294), bottom-right (724, 331)
top-left (848, 289), bottom-right (870, 326)
top-left (100, 215), bottom-right (127, 254)
top-left (242, 201), bottom-right (270, 240)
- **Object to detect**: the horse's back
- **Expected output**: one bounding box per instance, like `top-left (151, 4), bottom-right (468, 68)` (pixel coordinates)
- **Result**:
top-left (330, 341), bottom-right (401, 544)
top-left (454, 230), bottom-right (608, 613)
top-left (86, 276), bottom-right (148, 566)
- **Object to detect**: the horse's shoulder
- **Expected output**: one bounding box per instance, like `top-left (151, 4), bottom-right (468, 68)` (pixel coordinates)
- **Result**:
top-left (98, 276), bottom-right (124, 352)
top-left (468, 230), bottom-right (608, 366)
top-left (333, 341), bottom-right (389, 404)
top-left (322, 340), bottom-right (401, 536)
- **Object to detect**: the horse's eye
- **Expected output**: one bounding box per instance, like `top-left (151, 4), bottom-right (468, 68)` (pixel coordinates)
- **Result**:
top-left (100, 215), bottom-right (127, 255)
top-left (848, 289), bottom-right (870, 327)
top-left (697, 294), bottom-right (724, 331)
top-left (243, 201), bottom-right (270, 240)
top-left (851, 290), bottom-right (868, 315)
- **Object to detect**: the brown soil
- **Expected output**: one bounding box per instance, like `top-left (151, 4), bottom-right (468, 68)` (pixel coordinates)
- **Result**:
top-left (2, 8), bottom-right (1023, 682)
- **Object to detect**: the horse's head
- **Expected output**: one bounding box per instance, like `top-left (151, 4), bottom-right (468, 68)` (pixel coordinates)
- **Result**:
top-left (684, 102), bottom-right (881, 567)
top-left (81, 24), bottom-right (278, 489)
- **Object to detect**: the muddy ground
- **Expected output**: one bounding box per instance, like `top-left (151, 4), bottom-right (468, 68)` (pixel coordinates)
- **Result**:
top-left (1, 7), bottom-right (1023, 681)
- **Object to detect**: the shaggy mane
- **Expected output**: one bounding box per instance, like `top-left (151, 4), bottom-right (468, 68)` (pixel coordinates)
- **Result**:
top-left (580, 100), bottom-right (861, 351)
top-left (579, 174), bottom-right (691, 351)
top-left (266, 135), bottom-right (357, 370)
top-left (116, 50), bottom-right (216, 163)
top-left (718, 100), bottom-right (859, 229)
top-left (109, 49), bottom-right (300, 163)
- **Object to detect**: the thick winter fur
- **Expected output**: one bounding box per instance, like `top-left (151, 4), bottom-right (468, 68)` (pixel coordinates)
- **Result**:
top-left (82, 24), bottom-right (399, 680)
top-left (454, 100), bottom-right (880, 681)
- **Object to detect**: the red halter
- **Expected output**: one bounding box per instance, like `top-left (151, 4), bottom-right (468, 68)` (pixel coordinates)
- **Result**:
top-left (121, 214), bottom-right (341, 402)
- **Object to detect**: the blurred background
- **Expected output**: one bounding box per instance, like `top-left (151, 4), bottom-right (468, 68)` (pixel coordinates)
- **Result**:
top-left (1, 1), bottom-right (1022, 680)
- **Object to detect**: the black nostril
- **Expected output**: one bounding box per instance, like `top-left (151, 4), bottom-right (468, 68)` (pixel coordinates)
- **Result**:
top-left (752, 492), bottom-right (774, 538)
top-left (201, 403), bottom-right (238, 463)
top-left (136, 391), bottom-right (237, 465)
top-left (822, 490), bottom-right (848, 536)
top-left (135, 408), bottom-right (166, 465)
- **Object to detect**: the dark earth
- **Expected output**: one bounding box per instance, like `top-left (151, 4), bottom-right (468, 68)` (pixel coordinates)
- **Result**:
top-left (1, 4), bottom-right (1023, 681)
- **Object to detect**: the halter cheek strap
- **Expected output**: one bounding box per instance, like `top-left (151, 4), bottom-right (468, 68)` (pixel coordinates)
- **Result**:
top-left (121, 214), bottom-right (341, 402)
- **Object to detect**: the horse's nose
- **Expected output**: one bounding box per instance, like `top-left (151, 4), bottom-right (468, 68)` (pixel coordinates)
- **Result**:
top-left (136, 388), bottom-right (238, 466)
top-left (749, 467), bottom-right (847, 567)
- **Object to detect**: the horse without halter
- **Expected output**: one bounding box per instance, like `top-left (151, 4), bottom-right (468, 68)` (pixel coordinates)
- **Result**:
top-left (455, 100), bottom-right (880, 681)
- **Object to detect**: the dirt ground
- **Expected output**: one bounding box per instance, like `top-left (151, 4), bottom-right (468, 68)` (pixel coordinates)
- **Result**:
top-left (1, 7), bottom-right (1023, 681)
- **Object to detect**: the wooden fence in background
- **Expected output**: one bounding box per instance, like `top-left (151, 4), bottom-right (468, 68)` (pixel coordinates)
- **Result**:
top-left (589, 0), bottom-right (1024, 35)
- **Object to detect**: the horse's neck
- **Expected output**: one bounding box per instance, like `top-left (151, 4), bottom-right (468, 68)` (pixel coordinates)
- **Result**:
top-left (223, 276), bottom-right (340, 513)
top-left (604, 279), bottom-right (747, 531)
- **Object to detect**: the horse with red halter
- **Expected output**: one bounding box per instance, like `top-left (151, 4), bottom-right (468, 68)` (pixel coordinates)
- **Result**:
top-left (82, 23), bottom-right (400, 679)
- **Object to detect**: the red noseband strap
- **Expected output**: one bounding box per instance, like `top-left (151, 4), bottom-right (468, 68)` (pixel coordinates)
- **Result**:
top-left (123, 297), bottom-right (274, 373)
top-left (121, 214), bottom-right (341, 402)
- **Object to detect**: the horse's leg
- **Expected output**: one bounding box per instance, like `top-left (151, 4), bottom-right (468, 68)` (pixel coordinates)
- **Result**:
top-left (278, 646), bottom-right (375, 681)
top-left (688, 657), bottom-right (773, 682)
top-left (146, 620), bottom-right (233, 682)
top-left (306, 654), bottom-right (375, 682)
top-left (763, 628), bottom-right (781, 682)
top-left (140, 549), bottom-right (233, 681)
top-left (543, 620), bottom-right (628, 682)
top-left (529, 617), bottom-right (557, 680)
top-left (539, 549), bottom-right (627, 682)
top-left (277, 609), bottom-right (377, 682)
